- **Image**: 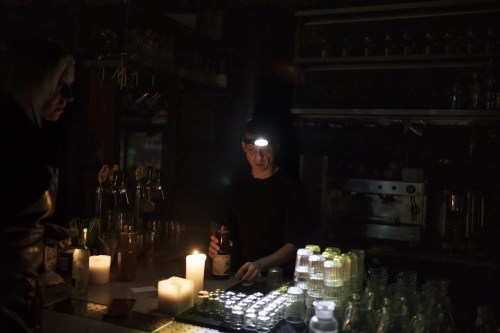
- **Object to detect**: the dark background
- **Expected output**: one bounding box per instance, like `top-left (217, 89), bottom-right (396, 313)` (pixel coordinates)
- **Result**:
top-left (2, 1), bottom-right (500, 330)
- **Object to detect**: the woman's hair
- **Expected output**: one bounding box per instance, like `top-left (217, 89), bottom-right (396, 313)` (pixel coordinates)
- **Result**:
top-left (0, 36), bottom-right (75, 127)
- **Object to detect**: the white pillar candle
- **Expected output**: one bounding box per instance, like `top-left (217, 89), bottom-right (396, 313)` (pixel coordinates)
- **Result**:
top-left (89, 255), bottom-right (111, 284)
top-left (158, 276), bottom-right (194, 315)
top-left (185, 251), bottom-right (206, 304)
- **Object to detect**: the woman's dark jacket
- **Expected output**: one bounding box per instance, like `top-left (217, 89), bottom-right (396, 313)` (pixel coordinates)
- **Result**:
top-left (0, 95), bottom-right (56, 333)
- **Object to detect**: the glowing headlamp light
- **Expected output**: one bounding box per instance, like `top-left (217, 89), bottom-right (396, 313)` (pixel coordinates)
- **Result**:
top-left (242, 136), bottom-right (269, 147)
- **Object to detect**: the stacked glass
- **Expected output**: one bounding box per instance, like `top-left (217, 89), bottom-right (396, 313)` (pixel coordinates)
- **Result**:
top-left (294, 248), bottom-right (313, 291)
top-left (306, 254), bottom-right (326, 321)
top-left (349, 249), bottom-right (365, 292)
top-left (347, 252), bottom-right (359, 294)
top-left (323, 255), bottom-right (345, 324)
top-left (322, 247), bottom-right (341, 260)
top-left (340, 253), bottom-right (352, 297)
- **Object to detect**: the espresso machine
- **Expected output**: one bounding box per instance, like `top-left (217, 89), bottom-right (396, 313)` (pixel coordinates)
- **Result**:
top-left (325, 178), bottom-right (426, 245)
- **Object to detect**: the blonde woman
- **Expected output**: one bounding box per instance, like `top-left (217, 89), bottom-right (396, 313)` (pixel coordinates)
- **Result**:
top-left (0, 35), bottom-right (75, 333)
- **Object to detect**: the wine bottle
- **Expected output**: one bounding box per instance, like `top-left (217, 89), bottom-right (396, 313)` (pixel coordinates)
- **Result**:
top-left (212, 224), bottom-right (231, 280)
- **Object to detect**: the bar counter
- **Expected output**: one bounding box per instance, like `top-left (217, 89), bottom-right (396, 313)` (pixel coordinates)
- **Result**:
top-left (42, 256), bottom-right (238, 333)
top-left (42, 248), bottom-right (238, 332)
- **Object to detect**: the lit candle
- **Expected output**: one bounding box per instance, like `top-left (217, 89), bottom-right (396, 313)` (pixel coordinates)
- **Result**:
top-left (185, 251), bottom-right (206, 304)
top-left (158, 276), bottom-right (194, 314)
top-left (89, 255), bottom-right (111, 284)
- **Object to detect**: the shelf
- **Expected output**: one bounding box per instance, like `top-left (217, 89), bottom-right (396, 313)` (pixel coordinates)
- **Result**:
top-left (365, 246), bottom-right (500, 270)
top-left (296, 0), bottom-right (500, 23)
top-left (291, 108), bottom-right (500, 125)
top-left (295, 53), bottom-right (498, 71)
top-left (84, 59), bottom-right (227, 89)
top-left (292, 0), bottom-right (500, 121)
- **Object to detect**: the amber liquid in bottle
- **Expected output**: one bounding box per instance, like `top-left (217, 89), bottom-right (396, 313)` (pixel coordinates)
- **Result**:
top-left (212, 224), bottom-right (231, 280)
top-left (116, 228), bottom-right (138, 282)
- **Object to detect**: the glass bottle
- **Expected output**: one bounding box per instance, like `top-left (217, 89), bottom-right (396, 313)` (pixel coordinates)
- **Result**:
top-left (111, 169), bottom-right (130, 232)
top-left (116, 226), bottom-right (138, 282)
top-left (72, 227), bottom-right (90, 296)
top-left (342, 293), bottom-right (376, 333)
top-left (212, 224), bottom-right (231, 279)
top-left (468, 71), bottom-right (483, 109)
top-left (309, 300), bottom-right (339, 333)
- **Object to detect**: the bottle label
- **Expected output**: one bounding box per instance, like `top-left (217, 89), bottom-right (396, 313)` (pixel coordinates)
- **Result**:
top-left (212, 254), bottom-right (231, 276)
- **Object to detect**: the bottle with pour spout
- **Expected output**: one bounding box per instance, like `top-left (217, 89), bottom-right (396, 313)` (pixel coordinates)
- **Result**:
top-left (72, 228), bottom-right (90, 296)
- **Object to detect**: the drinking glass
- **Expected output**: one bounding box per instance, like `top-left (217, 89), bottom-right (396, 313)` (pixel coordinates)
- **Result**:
top-left (267, 266), bottom-right (283, 292)
top-left (294, 248), bottom-right (313, 290)
top-left (230, 305), bottom-right (245, 330)
top-left (323, 257), bottom-right (344, 301)
top-left (307, 254), bottom-right (325, 298)
top-left (285, 286), bottom-right (306, 322)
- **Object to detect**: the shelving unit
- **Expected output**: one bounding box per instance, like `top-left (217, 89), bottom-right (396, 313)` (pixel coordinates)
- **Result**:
top-left (291, 1), bottom-right (500, 260)
top-left (292, 0), bottom-right (500, 122)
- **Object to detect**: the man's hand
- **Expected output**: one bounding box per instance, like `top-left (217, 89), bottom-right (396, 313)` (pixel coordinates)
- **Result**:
top-left (208, 235), bottom-right (219, 259)
top-left (208, 235), bottom-right (234, 259)
top-left (235, 261), bottom-right (263, 284)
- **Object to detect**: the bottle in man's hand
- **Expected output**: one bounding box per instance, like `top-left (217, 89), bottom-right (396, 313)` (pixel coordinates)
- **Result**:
top-left (212, 224), bottom-right (231, 279)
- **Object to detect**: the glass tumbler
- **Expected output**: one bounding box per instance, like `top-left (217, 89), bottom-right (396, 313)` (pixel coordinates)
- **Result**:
top-left (244, 308), bottom-right (258, 331)
top-left (294, 248), bottom-right (313, 291)
top-left (267, 266), bottom-right (283, 292)
top-left (285, 286), bottom-right (306, 322)
top-left (323, 257), bottom-right (344, 301)
top-left (230, 305), bottom-right (245, 330)
top-left (307, 254), bottom-right (325, 298)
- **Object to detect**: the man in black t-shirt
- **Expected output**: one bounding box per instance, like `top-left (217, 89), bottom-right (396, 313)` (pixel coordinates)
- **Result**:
top-left (208, 118), bottom-right (312, 284)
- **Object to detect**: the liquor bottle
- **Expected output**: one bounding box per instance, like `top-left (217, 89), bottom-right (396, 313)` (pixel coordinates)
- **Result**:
top-left (72, 228), bottom-right (90, 296)
top-left (212, 224), bottom-right (231, 280)
top-left (116, 226), bottom-right (138, 282)
top-left (468, 71), bottom-right (483, 109)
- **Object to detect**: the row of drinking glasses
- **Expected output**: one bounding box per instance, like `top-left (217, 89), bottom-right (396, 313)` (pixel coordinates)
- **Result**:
top-left (198, 288), bottom-right (291, 332)
top-left (294, 246), bottom-right (366, 322)
top-left (292, 246), bottom-right (455, 332)
top-left (341, 275), bottom-right (455, 332)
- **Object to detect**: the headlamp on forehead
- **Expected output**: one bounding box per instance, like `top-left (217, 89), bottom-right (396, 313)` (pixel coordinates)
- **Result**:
top-left (242, 136), bottom-right (269, 147)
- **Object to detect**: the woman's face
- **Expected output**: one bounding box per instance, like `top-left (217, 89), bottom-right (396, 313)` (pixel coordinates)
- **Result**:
top-left (42, 63), bottom-right (75, 122)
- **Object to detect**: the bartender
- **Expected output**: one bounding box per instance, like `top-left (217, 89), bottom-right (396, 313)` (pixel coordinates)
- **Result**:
top-left (208, 117), bottom-right (315, 284)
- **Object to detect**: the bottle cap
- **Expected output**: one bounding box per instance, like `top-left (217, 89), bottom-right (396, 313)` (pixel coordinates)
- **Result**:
top-left (313, 300), bottom-right (335, 319)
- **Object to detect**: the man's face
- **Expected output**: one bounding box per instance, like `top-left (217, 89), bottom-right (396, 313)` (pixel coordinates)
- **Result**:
top-left (241, 132), bottom-right (277, 178)
top-left (42, 64), bottom-right (75, 122)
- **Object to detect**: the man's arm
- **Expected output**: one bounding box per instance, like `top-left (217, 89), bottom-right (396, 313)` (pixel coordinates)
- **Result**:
top-left (235, 243), bottom-right (297, 283)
